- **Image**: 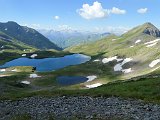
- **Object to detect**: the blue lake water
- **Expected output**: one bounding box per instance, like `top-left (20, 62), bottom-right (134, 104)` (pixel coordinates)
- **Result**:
top-left (57, 76), bottom-right (88, 85)
top-left (0, 54), bottom-right (91, 72)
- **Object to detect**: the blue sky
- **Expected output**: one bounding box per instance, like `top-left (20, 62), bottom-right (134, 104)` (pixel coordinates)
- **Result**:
top-left (0, 0), bottom-right (159, 34)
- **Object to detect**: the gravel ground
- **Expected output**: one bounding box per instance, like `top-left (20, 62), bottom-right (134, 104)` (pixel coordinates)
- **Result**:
top-left (0, 96), bottom-right (160, 120)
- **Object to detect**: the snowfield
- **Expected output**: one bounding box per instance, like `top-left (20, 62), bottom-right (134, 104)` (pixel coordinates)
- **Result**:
top-left (102, 56), bottom-right (123, 64)
top-left (114, 58), bottom-right (133, 73)
top-left (86, 83), bottom-right (102, 88)
top-left (144, 39), bottom-right (160, 45)
top-left (149, 59), bottom-right (160, 68)
top-left (144, 39), bottom-right (160, 47)
top-left (86, 75), bottom-right (97, 82)
top-left (93, 59), bottom-right (100, 62)
top-left (122, 68), bottom-right (132, 73)
top-left (29, 74), bottom-right (41, 78)
top-left (0, 69), bottom-right (6, 72)
top-left (21, 81), bottom-right (30, 85)
top-left (114, 64), bottom-right (122, 71)
top-left (135, 40), bottom-right (141, 44)
top-left (102, 56), bottom-right (133, 74)
top-left (146, 42), bottom-right (157, 47)
top-left (112, 39), bottom-right (116, 41)
top-left (11, 69), bottom-right (17, 72)
top-left (30, 54), bottom-right (38, 58)
top-left (22, 54), bottom-right (26, 57)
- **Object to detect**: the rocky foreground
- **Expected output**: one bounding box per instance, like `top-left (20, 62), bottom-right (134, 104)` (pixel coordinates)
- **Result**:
top-left (0, 96), bottom-right (160, 120)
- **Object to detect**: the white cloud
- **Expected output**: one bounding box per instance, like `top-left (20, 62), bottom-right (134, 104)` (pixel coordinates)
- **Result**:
top-left (137, 8), bottom-right (148, 14)
top-left (77, 1), bottom-right (126, 19)
top-left (110, 7), bottom-right (126, 14)
top-left (77, 1), bottom-right (109, 19)
top-left (54, 16), bottom-right (60, 20)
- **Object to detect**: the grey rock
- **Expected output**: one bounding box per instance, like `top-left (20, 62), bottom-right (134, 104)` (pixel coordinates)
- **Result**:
top-left (0, 96), bottom-right (160, 120)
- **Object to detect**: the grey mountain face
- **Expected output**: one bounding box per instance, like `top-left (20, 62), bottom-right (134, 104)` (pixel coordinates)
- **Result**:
top-left (142, 22), bottom-right (160, 37)
top-left (143, 28), bottom-right (160, 37)
top-left (38, 29), bottom-right (111, 49)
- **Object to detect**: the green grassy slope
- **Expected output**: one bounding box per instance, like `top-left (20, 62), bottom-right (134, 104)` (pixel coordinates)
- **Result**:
top-left (66, 22), bottom-right (160, 80)
top-left (1, 68), bottom-right (160, 103)
top-left (1, 22), bottom-right (160, 103)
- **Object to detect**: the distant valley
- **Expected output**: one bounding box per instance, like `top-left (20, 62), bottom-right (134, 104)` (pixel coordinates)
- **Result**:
top-left (38, 29), bottom-right (111, 49)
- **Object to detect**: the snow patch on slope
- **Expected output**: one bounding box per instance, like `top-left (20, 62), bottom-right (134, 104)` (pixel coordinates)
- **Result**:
top-left (86, 75), bottom-right (97, 82)
top-left (0, 69), bottom-right (6, 72)
top-left (30, 54), bottom-right (37, 58)
top-left (144, 39), bottom-right (160, 47)
top-left (22, 54), bottom-right (26, 57)
top-left (149, 59), bottom-right (160, 68)
top-left (122, 68), bottom-right (132, 73)
top-left (102, 56), bottom-right (123, 64)
top-left (29, 74), bottom-right (41, 78)
top-left (86, 83), bottom-right (102, 88)
top-left (21, 81), bottom-right (30, 85)
top-left (146, 42), bottom-right (157, 47)
top-left (114, 58), bottom-right (133, 73)
top-left (135, 40), bottom-right (141, 44)
top-left (93, 59), bottom-right (100, 62)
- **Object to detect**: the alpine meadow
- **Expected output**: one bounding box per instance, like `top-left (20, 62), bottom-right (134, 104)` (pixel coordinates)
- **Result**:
top-left (0, 0), bottom-right (160, 120)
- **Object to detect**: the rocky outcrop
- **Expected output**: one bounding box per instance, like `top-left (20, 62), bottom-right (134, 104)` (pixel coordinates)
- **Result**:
top-left (143, 22), bottom-right (160, 37)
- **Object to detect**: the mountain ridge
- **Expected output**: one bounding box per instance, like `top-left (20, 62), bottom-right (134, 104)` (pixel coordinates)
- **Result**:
top-left (66, 22), bottom-right (160, 80)
top-left (0, 21), bottom-right (61, 50)
top-left (122, 22), bottom-right (160, 39)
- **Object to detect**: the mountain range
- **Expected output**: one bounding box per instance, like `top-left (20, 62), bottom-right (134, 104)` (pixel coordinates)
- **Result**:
top-left (0, 21), bottom-right (61, 50)
top-left (38, 29), bottom-right (111, 49)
